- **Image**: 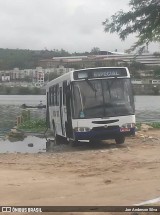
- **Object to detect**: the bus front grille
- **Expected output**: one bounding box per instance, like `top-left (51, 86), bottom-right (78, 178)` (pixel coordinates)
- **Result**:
top-left (92, 125), bottom-right (119, 132)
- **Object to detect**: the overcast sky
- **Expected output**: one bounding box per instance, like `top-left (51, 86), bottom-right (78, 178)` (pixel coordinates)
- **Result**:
top-left (0, 0), bottom-right (159, 53)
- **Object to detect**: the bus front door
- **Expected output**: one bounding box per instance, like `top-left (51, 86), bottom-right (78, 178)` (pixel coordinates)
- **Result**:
top-left (66, 85), bottom-right (73, 138)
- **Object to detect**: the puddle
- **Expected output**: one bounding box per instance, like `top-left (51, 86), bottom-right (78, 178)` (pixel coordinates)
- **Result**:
top-left (0, 136), bottom-right (46, 153)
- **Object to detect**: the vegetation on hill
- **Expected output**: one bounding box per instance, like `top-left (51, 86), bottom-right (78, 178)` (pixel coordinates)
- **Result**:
top-left (0, 48), bottom-right (71, 70)
top-left (0, 85), bottom-right (45, 95)
top-left (0, 47), bottom-right (159, 80)
top-left (0, 47), bottom-right (104, 70)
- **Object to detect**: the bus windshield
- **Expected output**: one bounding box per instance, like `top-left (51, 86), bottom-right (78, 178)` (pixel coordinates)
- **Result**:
top-left (72, 78), bottom-right (135, 119)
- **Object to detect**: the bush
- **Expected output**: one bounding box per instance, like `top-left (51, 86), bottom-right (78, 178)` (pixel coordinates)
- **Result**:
top-left (18, 119), bottom-right (47, 133)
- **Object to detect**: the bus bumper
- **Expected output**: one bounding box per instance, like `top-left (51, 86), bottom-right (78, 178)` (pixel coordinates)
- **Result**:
top-left (74, 127), bottom-right (135, 141)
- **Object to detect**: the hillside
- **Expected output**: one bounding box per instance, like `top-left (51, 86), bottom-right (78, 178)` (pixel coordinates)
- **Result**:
top-left (0, 48), bottom-right (71, 70)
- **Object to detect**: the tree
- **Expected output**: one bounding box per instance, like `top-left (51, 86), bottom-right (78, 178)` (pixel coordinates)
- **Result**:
top-left (48, 72), bottom-right (59, 81)
top-left (103, 0), bottom-right (160, 51)
top-left (23, 75), bottom-right (32, 82)
top-left (91, 47), bottom-right (100, 55)
top-left (153, 66), bottom-right (160, 77)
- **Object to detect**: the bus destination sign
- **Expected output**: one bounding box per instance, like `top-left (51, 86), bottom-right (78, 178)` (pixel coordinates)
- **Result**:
top-left (93, 70), bottom-right (120, 78)
top-left (74, 68), bottom-right (128, 80)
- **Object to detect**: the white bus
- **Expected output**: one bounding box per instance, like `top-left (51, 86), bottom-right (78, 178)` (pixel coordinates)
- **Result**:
top-left (46, 67), bottom-right (135, 147)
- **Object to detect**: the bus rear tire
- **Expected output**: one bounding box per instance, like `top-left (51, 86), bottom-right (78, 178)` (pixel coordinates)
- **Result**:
top-left (115, 136), bottom-right (125, 144)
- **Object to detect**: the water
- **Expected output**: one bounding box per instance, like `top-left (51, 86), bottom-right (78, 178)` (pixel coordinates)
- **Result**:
top-left (0, 95), bottom-right (47, 153)
top-left (0, 95), bottom-right (46, 105)
top-left (0, 95), bottom-right (159, 153)
top-left (0, 95), bottom-right (46, 138)
top-left (0, 136), bottom-right (46, 153)
top-left (135, 96), bottom-right (160, 123)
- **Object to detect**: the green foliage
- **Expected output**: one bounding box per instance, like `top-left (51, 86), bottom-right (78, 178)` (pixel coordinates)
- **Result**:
top-left (48, 72), bottom-right (60, 81)
top-left (136, 123), bottom-right (142, 130)
top-left (31, 87), bottom-right (42, 94)
top-left (128, 61), bottom-right (146, 78)
top-left (18, 119), bottom-right (47, 133)
top-left (91, 47), bottom-right (100, 55)
top-left (0, 85), bottom-right (45, 95)
top-left (44, 72), bottom-right (60, 81)
top-left (136, 122), bottom-right (160, 130)
top-left (21, 110), bottom-right (30, 121)
top-left (147, 122), bottom-right (160, 129)
top-left (0, 48), bottom-right (71, 70)
top-left (103, 0), bottom-right (160, 51)
top-left (153, 52), bottom-right (160, 57)
top-left (153, 66), bottom-right (160, 77)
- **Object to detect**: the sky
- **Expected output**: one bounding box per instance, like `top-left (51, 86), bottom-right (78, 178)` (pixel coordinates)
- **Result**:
top-left (0, 0), bottom-right (159, 53)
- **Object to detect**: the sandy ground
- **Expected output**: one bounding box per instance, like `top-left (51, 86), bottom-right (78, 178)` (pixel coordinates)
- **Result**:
top-left (0, 129), bottom-right (160, 215)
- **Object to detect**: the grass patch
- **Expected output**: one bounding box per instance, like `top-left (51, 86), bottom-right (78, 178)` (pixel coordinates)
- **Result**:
top-left (147, 122), bottom-right (160, 129)
top-left (136, 123), bottom-right (142, 130)
top-left (17, 119), bottom-right (47, 133)
top-left (136, 122), bottom-right (160, 130)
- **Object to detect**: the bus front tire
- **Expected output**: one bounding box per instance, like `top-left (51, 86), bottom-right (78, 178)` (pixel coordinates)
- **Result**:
top-left (115, 136), bottom-right (125, 144)
top-left (69, 139), bottom-right (79, 147)
top-left (52, 121), bottom-right (59, 145)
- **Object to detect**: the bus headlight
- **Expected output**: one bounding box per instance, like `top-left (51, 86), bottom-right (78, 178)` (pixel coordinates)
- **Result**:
top-left (74, 127), bottom-right (91, 132)
top-left (120, 123), bottom-right (135, 132)
top-left (121, 123), bottom-right (135, 128)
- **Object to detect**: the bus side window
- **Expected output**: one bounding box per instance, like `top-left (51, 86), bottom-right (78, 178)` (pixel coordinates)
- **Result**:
top-left (50, 87), bottom-right (53, 106)
top-left (56, 84), bottom-right (59, 106)
top-left (51, 86), bottom-right (54, 106)
top-left (52, 86), bottom-right (55, 106)
top-left (49, 87), bottom-right (52, 105)
top-left (63, 81), bottom-right (67, 105)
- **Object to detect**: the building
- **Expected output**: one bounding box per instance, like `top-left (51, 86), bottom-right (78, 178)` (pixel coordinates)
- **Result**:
top-left (39, 53), bottom-right (160, 69)
top-left (1, 72), bottom-right (10, 82)
top-left (0, 66), bottom-right (74, 87)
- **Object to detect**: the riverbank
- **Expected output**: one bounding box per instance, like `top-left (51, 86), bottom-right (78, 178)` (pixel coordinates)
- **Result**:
top-left (0, 129), bottom-right (160, 215)
top-left (132, 84), bottom-right (160, 95)
top-left (0, 85), bottom-right (45, 95)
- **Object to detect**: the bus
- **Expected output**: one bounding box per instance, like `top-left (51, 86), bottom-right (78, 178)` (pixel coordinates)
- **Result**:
top-left (46, 67), bottom-right (135, 147)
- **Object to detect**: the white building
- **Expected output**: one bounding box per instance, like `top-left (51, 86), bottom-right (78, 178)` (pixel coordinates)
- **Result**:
top-left (0, 66), bottom-right (74, 86)
top-left (1, 72), bottom-right (10, 81)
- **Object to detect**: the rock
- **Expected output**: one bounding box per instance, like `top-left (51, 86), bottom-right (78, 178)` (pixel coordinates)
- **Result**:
top-left (127, 147), bottom-right (131, 151)
top-left (104, 179), bottom-right (112, 184)
top-left (141, 123), bottom-right (153, 131)
top-left (28, 143), bottom-right (34, 147)
top-left (10, 128), bottom-right (18, 133)
top-left (8, 131), bottom-right (25, 142)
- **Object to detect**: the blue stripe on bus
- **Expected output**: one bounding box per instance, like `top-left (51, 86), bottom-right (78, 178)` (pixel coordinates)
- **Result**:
top-left (74, 128), bottom-right (135, 140)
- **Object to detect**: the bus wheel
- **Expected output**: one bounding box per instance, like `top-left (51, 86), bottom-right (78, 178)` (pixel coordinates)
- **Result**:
top-left (69, 139), bottom-right (78, 147)
top-left (52, 122), bottom-right (58, 145)
top-left (46, 139), bottom-right (55, 151)
top-left (46, 140), bottom-right (51, 152)
top-left (115, 136), bottom-right (125, 144)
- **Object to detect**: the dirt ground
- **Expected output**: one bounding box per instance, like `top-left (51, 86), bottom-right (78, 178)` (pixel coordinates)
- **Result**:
top-left (0, 129), bottom-right (160, 215)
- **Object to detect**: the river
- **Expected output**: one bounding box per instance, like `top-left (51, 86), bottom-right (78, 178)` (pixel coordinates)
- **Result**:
top-left (0, 95), bottom-right (46, 138)
top-left (0, 95), bottom-right (160, 138)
